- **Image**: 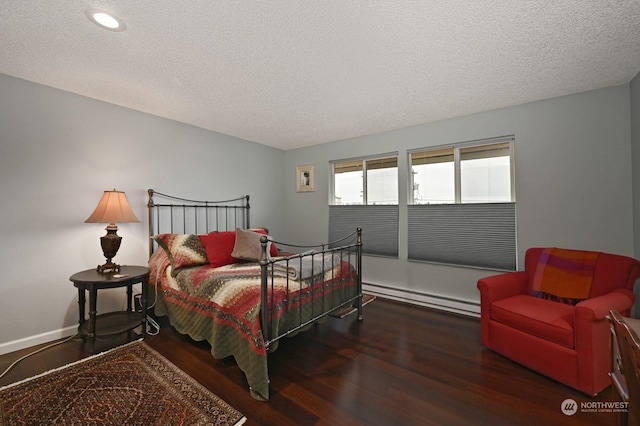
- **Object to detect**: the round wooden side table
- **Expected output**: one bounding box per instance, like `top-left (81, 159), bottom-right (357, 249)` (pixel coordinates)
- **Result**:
top-left (70, 265), bottom-right (150, 350)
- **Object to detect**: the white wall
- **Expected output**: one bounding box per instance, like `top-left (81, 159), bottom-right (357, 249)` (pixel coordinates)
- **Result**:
top-left (283, 84), bottom-right (635, 315)
top-left (0, 74), bottom-right (285, 353)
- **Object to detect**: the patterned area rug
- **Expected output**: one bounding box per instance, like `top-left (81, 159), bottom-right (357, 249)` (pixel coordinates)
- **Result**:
top-left (0, 341), bottom-right (246, 426)
top-left (330, 294), bottom-right (376, 318)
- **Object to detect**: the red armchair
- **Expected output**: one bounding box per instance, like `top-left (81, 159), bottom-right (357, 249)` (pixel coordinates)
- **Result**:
top-left (477, 247), bottom-right (640, 395)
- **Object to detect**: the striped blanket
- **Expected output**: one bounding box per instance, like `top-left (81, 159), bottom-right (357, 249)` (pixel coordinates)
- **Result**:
top-left (531, 248), bottom-right (600, 305)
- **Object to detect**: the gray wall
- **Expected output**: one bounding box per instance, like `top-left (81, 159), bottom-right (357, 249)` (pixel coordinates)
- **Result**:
top-left (284, 84), bottom-right (635, 312)
top-left (1, 72), bottom-right (637, 351)
top-left (632, 71), bottom-right (640, 260)
top-left (0, 74), bottom-right (285, 352)
top-left (632, 71), bottom-right (640, 315)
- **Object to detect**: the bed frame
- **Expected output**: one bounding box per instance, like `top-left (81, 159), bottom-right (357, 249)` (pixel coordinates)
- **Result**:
top-left (147, 189), bottom-right (363, 382)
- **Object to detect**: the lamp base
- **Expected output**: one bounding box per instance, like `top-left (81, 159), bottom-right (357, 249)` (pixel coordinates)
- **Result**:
top-left (97, 223), bottom-right (122, 274)
top-left (97, 261), bottom-right (121, 273)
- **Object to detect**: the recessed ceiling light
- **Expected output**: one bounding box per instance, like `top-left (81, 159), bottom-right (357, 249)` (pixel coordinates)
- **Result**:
top-left (85, 8), bottom-right (126, 32)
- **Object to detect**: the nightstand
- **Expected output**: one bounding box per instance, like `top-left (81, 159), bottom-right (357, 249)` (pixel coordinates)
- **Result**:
top-left (70, 265), bottom-right (150, 350)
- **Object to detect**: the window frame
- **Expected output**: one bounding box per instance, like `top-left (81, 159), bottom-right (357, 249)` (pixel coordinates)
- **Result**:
top-left (408, 137), bottom-right (515, 205)
top-left (407, 136), bottom-right (517, 270)
top-left (330, 152), bottom-right (399, 206)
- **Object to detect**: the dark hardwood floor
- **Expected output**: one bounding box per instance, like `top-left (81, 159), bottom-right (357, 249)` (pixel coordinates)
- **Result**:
top-left (0, 298), bottom-right (626, 425)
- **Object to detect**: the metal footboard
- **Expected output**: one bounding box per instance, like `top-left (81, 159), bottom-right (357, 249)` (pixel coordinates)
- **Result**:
top-left (259, 228), bottom-right (363, 351)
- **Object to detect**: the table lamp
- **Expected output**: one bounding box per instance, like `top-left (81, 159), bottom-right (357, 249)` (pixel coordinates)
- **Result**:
top-left (85, 189), bottom-right (140, 273)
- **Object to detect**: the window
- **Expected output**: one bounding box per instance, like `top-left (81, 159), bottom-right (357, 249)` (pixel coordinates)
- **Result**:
top-left (330, 154), bottom-right (399, 257)
top-left (408, 137), bottom-right (516, 270)
top-left (333, 155), bottom-right (398, 205)
top-left (410, 140), bottom-right (513, 204)
top-left (460, 143), bottom-right (512, 203)
top-left (411, 148), bottom-right (454, 204)
top-left (333, 160), bottom-right (363, 205)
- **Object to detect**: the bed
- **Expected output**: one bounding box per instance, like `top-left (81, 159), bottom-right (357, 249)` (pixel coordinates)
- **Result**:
top-left (147, 189), bottom-right (363, 400)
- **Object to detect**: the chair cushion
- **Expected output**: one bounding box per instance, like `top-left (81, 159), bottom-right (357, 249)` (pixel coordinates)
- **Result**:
top-left (491, 295), bottom-right (575, 349)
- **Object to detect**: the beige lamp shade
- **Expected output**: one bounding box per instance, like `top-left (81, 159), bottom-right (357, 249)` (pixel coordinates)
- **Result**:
top-left (85, 190), bottom-right (140, 224)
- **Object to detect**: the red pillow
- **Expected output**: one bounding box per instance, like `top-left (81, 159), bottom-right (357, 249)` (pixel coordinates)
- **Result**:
top-left (200, 231), bottom-right (237, 267)
top-left (199, 229), bottom-right (279, 267)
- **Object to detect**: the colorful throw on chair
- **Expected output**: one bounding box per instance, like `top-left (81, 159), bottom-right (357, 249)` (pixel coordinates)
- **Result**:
top-left (531, 248), bottom-right (600, 305)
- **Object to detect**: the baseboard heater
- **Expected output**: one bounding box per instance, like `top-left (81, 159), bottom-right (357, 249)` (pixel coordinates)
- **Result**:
top-left (362, 282), bottom-right (480, 318)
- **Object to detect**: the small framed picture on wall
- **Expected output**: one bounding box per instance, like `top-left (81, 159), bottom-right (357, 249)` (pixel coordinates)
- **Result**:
top-left (296, 164), bottom-right (315, 192)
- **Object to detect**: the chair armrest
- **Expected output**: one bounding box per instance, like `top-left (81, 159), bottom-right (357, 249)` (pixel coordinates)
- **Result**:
top-left (575, 288), bottom-right (635, 322)
top-left (573, 288), bottom-right (635, 393)
top-left (477, 271), bottom-right (528, 303)
top-left (477, 271), bottom-right (528, 347)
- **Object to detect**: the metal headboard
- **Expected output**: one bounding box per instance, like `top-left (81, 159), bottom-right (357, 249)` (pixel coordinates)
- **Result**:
top-left (147, 189), bottom-right (250, 255)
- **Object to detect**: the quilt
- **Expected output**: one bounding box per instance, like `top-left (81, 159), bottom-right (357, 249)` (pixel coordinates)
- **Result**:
top-left (148, 249), bottom-right (358, 400)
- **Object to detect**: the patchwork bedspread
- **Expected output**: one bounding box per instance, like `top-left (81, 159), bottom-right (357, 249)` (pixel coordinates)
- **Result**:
top-left (148, 249), bottom-right (358, 400)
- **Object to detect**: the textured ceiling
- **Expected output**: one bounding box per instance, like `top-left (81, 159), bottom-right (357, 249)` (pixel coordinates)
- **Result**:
top-left (1, 1), bottom-right (640, 150)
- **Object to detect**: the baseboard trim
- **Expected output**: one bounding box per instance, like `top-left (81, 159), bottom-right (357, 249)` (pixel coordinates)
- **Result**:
top-left (363, 282), bottom-right (480, 318)
top-left (1, 284), bottom-right (479, 355)
top-left (0, 326), bottom-right (78, 356)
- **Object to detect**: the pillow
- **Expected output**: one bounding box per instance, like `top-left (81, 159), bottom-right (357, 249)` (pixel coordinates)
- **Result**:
top-left (251, 228), bottom-right (279, 257)
top-left (232, 228), bottom-right (274, 261)
top-left (154, 234), bottom-right (208, 274)
top-left (201, 231), bottom-right (237, 267)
